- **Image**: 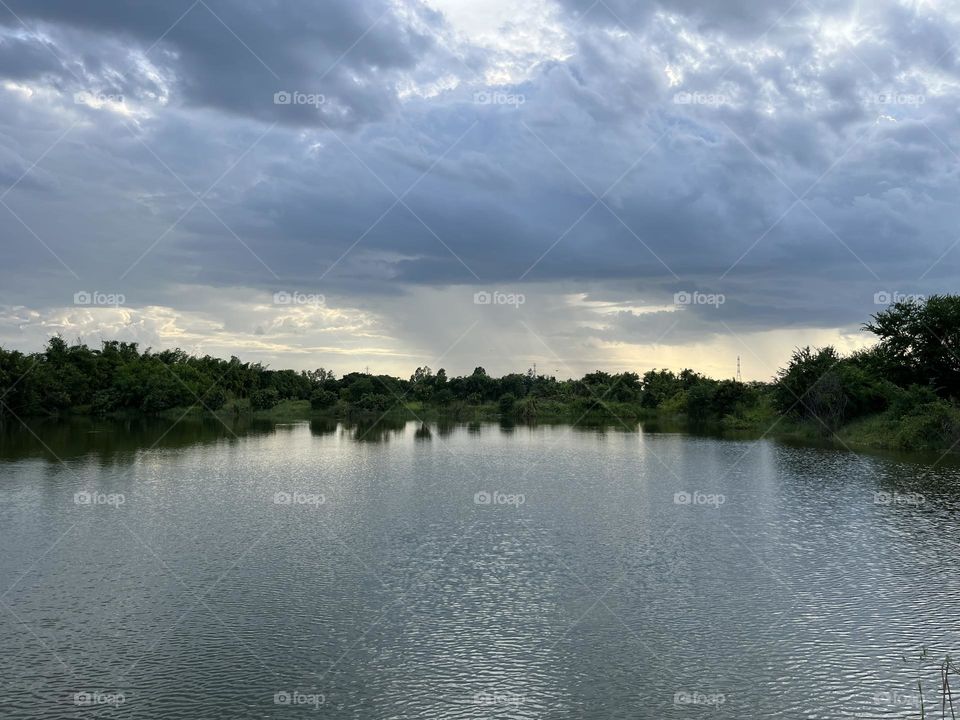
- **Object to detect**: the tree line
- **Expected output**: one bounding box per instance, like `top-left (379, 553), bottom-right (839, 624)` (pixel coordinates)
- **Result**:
top-left (2, 295), bottom-right (959, 449)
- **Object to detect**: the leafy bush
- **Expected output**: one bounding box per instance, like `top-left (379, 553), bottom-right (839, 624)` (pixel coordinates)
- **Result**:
top-left (250, 388), bottom-right (280, 410)
top-left (310, 390), bottom-right (338, 410)
top-left (893, 399), bottom-right (960, 450)
top-left (91, 389), bottom-right (121, 415)
top-left (774, 347), bottom-right (843, 417)
top-left (357, 393), bottom-right (391, 412)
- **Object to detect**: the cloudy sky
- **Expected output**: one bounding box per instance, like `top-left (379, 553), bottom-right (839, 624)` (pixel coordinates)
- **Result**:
top-left (0, 0), bottom-right (956, 380)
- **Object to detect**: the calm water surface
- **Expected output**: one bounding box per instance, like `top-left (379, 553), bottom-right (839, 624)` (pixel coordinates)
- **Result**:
top-left (1, 417), bottom-right (959, 718)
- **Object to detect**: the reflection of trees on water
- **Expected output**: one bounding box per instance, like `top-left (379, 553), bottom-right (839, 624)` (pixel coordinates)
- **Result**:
top-left (0, 414), bottom-right (277, 465)
top-left (414, 423), bottom-right (432, 441)
top-left (344, 414), bottom-right (408, 443)
top-left (309, 418), bottom-right (338, 437)
top-left (0, 414), bottom-right (646, 465)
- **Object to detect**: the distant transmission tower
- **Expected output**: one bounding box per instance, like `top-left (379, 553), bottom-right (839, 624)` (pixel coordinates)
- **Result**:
top-left (736, 356), bottom-right (742, 383)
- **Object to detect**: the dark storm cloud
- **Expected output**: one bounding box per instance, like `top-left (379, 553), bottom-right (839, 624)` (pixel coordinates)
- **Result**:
top-left (555, 0), bottom-right (853, 37)
top-left (0, 0), bottom-right (459, 129)
top-left (0, 0), bottom-right (958, 358)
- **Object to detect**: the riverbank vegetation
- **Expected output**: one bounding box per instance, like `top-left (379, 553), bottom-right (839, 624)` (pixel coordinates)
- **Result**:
top-left (2, 295), bottom-right (960, 453)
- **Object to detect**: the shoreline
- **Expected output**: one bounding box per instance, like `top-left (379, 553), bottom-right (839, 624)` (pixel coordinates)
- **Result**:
top-left (8, 400), bottom-right (958, 461)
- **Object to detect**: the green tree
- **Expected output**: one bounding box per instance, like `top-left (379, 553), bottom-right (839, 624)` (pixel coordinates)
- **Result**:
top-left (865, 294), bottom-right (960, 398)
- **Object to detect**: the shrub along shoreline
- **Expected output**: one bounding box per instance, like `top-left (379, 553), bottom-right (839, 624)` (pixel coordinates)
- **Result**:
top-left (3, 295), bottom-right (960, 454)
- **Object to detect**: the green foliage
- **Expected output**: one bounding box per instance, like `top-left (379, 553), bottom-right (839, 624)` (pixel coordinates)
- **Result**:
top-left (4, 294), bottom-right (960, 455)
top-left (774, 346), bottom-right (843, 419)
top-left (865, 294), bottom-right (960, 398)
top-left (357, 393), bottom-right (392, 412)
top-left (250, 388), bottom-right (280, 410)
top-left (498, 393), bottom-right (516, 414)
top-left (892, 398), bottom-right (960, 450)
top-left (310, 390), bottom-right (339, 410)
top-left (514, 395), bottom-right (539, 420)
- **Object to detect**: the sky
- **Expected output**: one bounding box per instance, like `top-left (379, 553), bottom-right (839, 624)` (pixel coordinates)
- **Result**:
top-left (0, 0), bottom-right (956, 381)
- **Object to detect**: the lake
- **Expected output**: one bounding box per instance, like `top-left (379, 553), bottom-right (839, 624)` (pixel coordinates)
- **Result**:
top-left (1, 416), bottom-right (958, 718)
